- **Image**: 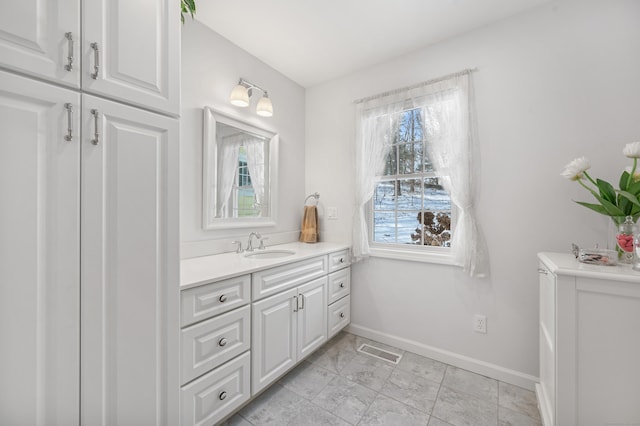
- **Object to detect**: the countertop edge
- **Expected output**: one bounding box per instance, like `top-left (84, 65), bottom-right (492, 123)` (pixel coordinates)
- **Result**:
top-left (538, 251), bottom-right (640, 284)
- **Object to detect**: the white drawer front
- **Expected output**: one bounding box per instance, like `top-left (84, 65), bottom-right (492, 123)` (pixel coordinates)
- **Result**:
top-left (181, 305), bottom-right (251, 384)
top-left (252, 256), bottom-right (327, 301)
top-left (328, 249), bottom-right (350, 273)
top-left (328, 267), bottom-right (350, 305)
top-left (181, 275), bottom-right (250, 327)
top-left (328, 295), bottom-right (351, 338)
top-left (181, 351), bottom-right (250, 426)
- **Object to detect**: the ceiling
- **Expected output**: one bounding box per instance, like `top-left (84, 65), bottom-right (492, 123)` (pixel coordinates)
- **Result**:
top-left (196, 0), bottom-right (553, 88)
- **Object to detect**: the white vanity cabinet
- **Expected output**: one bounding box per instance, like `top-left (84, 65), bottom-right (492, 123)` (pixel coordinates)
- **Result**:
top-left (0, 0), bottom-right (180, 116)
top-left (180, 275), bottom-right (252, 426)
top-left (536, 252), bottom-right (640, 426)
top-left (327, 249), bottom-right (351, 338)
top-left (251, 258), bottom-right (328, 394)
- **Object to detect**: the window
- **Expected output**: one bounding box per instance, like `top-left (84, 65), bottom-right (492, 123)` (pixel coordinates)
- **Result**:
top-left (231, 146), bottom-right (261, 218)
top-left (371, 108), bottom-right (452, 251)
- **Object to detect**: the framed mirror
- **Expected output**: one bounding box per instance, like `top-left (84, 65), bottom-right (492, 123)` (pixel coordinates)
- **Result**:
top-left (203, 107), bottom-right (279, 229)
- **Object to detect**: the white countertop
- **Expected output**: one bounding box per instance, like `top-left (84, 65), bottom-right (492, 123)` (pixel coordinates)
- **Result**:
top-left (538, 252), bottom-right (640, 284)
top-left (181, 242), bottom-right (350, 289)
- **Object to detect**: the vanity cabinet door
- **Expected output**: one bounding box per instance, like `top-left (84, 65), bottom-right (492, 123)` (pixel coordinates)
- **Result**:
top-left (81, 94), bottom-right (179, 425)
top-left (252, 288), bottom-right (298, 394)
top-left (0, 0), bottom-right (80, 88)
top-left (0, 71), bottom-right (80, 425)
top-left (82, 0), bottom-right (180, 116)
top-left (297, 277), bottom-right (328, 359)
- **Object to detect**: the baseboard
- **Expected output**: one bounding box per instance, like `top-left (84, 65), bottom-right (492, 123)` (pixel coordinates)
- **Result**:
top-left (346, 323), bottom-right (539, 391)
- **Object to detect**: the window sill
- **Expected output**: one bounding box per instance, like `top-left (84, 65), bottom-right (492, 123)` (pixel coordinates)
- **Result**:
top-left (369, 246), bottom-right (456, 265)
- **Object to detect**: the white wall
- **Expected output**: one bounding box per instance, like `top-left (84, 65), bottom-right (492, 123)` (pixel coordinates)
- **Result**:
top-left (180, 21), bottom-right (306, 258)
top-left (306, 0), bottom-right (640, 387)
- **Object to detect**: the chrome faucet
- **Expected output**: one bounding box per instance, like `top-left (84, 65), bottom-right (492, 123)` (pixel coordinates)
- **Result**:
top-left (246, 232), bottom-right (262, 252)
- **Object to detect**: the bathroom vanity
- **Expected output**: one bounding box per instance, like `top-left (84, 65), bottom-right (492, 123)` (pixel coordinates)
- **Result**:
top-left (536, 252), bottom-right (640, 426)
top-left (179, 242), bottom-right (351, 425)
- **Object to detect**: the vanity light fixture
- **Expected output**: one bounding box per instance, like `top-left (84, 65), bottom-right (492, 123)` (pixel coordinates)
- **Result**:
top-left (229, 78), bottom-right (274, 117)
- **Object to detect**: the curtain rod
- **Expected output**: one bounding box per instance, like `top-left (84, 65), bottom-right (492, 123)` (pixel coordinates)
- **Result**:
top-left (353, 67), bottom-right (478, 105)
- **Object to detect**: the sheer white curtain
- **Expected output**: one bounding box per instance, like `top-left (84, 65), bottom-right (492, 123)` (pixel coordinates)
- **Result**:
top-left (217, 136), bottom-right (241, 217)
top-left (353, 92), bottom-right (406, 260)
top-left (352, 71), bottom-right (489, 277)
top-left (244, 139), bottom-right (266, 216)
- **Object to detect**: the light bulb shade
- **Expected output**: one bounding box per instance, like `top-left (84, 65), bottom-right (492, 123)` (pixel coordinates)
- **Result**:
top-left (256, 94), bottom-right (273, 117)
top-left (230, 84), bottom-right (250, 107)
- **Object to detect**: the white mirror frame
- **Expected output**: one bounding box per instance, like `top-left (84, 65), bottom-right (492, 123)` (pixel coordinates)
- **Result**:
top-left (202, 107), bottom-right (279, 230)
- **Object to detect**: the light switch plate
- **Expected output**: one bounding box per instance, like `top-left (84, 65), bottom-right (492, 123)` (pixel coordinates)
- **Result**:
top-left (327, 207), bottom-right (338, 220)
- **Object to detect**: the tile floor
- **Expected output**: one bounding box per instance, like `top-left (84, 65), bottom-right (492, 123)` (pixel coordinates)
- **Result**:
top-left (222, 332), bottom-right (542, 426)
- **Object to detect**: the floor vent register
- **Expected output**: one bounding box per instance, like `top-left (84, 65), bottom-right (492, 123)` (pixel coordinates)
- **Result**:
top-left (357, 343), bottom-right (403, 364)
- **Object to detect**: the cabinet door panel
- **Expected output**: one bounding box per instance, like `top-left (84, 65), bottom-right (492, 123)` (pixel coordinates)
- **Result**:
top-left (252, 288), bottom-right (297, 394)
top-left (0, 0), bottom-right (80, 87)
top-left (81, 94), bottom-right (179, 425)
top-left (297, 277), bottom-right (328, 359)
top-left (83, 0), bottom-right (180, 116)
top-left (0, 71), bottom-right (80, 425)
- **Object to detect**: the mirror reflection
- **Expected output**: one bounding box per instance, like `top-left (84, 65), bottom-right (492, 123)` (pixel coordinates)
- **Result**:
top-left (203, 107), bottom-right (278, 229)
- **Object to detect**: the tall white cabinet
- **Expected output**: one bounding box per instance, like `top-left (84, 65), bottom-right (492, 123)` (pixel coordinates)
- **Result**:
top-left (0, 1), bottom-right (180, 424)
top-left (537, 252), bottom-right (640, 426)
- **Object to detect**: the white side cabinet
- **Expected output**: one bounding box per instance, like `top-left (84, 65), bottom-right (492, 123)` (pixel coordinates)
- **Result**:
top-left (0, 0), bottom-right (180, 116)
top-left (536, 252), bottom-right (640, 426)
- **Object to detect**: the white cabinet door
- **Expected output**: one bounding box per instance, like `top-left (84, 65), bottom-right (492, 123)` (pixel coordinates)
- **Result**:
top-left (252, 288), bottom-right (297, 394)
top-left (297, 277), bottom-right (328, 359)
top-left (0, 71), bottom-right (80, 425)
top-left (0, 0), bottom-right (80, 88)
top-left (82, 0), bottom-right (180, 116)
top-left (81, 94), bottom-right (179, 425)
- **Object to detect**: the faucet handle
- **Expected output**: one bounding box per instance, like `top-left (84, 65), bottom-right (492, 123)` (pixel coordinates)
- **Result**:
top-left (259, 236), bottom-right (269, 250)
top-left (232, 241), bottom-right (243, 253)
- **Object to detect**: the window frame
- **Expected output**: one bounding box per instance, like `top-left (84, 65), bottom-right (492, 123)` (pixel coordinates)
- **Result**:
top-left (367, 105), bottom-right (457, 265)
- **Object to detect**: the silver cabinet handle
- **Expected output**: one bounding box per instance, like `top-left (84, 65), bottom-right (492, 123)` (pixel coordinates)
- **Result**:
top-left (64, 32), bottom-right (74, 71)
top-left (340, 312), bottom-right (345, 318)
top-left (339, 282), bottom-right (345, 288)
top-left (64, 103), bottom-right (73, 141)
top-left (537, 268), bottom-right (548, 275)
top-left (90, 42), bottom-right (100, 79)
top-left (218, 391), bottom-right (227, 401)
top-left (219, 294), bottom-right (227, 303)
top-left (293, 296), bottom-right (298, 312)
top-left (218, 338), bottom-right (227, 347)
top-left (299, 294), bottom-right (305, 310)
top-left (90, 109), bottom-right (100, 145)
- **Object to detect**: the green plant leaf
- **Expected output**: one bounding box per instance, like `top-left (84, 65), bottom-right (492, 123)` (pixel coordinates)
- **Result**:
top-left (596, 178), bottom-right (616, 203)
top-left (618, 194), bottom-right (632, 215)
top-left (591, 193), bottom-right (625, 216)
top-left (619, 190), bottom-right (640, 207)
top-left (620, 171), bottom-right (631, 191)
top-left (627, 180), bottom-right (640, 196)
top-left (575, 201), bottom-right (610, 215)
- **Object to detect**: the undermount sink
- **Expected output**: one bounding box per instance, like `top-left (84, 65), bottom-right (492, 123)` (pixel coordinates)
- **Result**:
top-left (244, 249), bottom-right (296, 259)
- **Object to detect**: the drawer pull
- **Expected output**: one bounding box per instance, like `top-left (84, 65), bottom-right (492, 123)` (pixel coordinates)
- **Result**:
top-left (218, 338), bottom-right (227, 347)
top-left (339, 258), bottom-right (344, 263)
top-left (340, 312), bottom-right (345, 318)
top-left (219, 294), bottom-right (227, 303)
top-left (537, 268), bottom-right (548, 275)
top-left (219, 391), bottom-right (227, 401)
top-left (339, 282), bottom-right (345, 288)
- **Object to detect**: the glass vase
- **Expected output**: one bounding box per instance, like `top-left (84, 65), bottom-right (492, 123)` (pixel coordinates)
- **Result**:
top-left (612, 215), bottom-right (636, 264)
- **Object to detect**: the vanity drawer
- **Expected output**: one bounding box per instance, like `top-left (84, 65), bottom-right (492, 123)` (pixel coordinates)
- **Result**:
top-left (328, 249), bottom-right (350, 273)
top-left (328, 267), bottom-right (350, 305)
top-left (181, 274), bottom-right (250, 327)
top-left (252, 255), bottom-right (327, 301)
top-left (181, 351), bottom-right (250, 426)
top-left (328, 295), bottom-right (350, 339)
top-left (181, 305), bottom-right (250, 384)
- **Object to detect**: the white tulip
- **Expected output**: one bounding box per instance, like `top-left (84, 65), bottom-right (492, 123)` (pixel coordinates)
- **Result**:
top-left (623, 141), bottom-right (640, 158)
top-left (561, 157), bottom-right (591, 181)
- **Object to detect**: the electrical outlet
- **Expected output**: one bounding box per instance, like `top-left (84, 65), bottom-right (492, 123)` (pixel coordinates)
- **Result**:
top-left (474, 314), bottom-right (487, 333)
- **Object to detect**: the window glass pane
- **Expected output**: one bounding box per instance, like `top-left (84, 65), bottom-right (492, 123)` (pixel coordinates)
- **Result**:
top-left (373, 181), bottom-right (397, 211)
top-left (373, 210), bottom-right (396, 243)
top-left (236, 187), bottom-right (256, 217)
top-left (398, 142), bottom-right (423, 175)
top-left (396, 179), bottom-right (422, 210)
top-left (418, 178), bottom-right (451, 247)
top-left (397, 109), bottom-right (423, 142)
top-left (383, 145), bottom-right (398, 176)
top-left (397, 210), bottom-right (422, 244)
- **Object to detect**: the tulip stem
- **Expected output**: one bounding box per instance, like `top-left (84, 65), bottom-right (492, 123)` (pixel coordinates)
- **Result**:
top-left (627, 158), bottom-right (637, 189)
top-left (583, 171), bottom-right (598, 187)
top-left (578, 177), bottom-right (601, 200)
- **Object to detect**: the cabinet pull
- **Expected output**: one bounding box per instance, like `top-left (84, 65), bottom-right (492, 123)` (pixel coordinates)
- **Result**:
top-left (218, 338), bottom-right (227, 347)
top-left (219, 294), bottom-right (227, 303)
top-left (218, 391), bottom-right (227, 401)
top-left (293, 296), bottom-right (298, 312)
top-left (340, 312), bottom-right (345, 318)
top-left (339, 258), bottom-right (344, 264)
top-left (64, 32), bottom-right (74, 71)
top-left (90, 42), bottom-right (100, 79)
top-left (299, 294), bottom-right (305, 310)
top-left (64, 103), bottom-right (73, 141)
top-left (90, 109), bottom-right (100, 145)
top-left (537, 268), bottom-right (548, 275)
top-left (339, 282), bottom-right (345, 288)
